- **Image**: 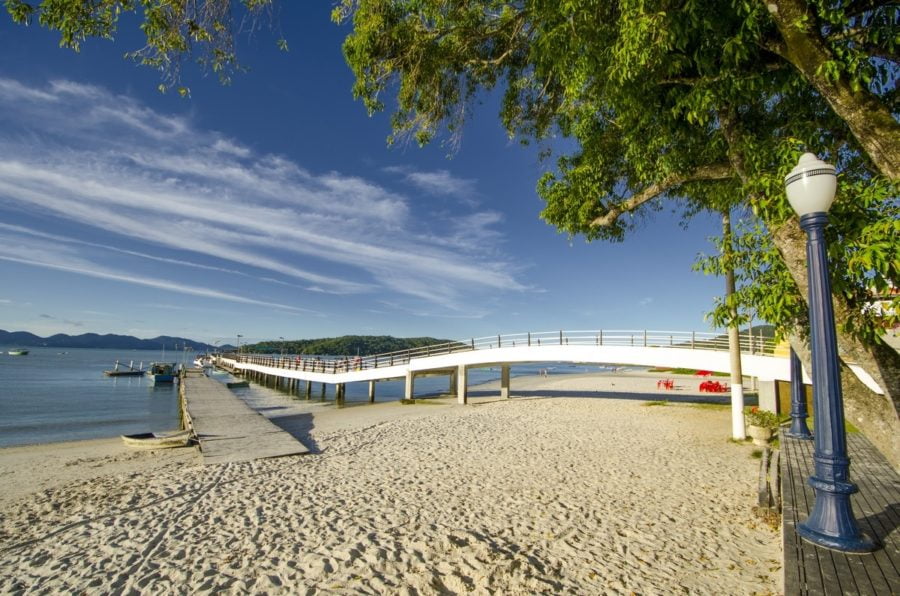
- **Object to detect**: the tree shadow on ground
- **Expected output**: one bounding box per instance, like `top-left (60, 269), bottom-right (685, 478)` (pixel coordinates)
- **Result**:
top-left (265, 413), bottom-right (321, 454)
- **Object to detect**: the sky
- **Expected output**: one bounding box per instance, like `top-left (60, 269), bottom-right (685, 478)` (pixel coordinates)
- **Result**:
top-left (0, 4), bottom-right (730, 345)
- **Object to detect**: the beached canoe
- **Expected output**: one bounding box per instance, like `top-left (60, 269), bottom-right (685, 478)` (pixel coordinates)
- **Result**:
top-left (121, 430), bottom-right (192, 449)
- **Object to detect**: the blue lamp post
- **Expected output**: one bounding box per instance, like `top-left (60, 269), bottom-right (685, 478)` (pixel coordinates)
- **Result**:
top-left (785, 153), bottom-right (876, 553)
top-left (785, 348), bottom-right (813, 440)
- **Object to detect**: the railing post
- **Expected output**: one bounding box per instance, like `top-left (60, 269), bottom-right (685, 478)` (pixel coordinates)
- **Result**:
top-left (630, 334), bottom-right (634, 346)
top-left (559, 330), bottom-right (563, 345)
top-left (498, 334), bottom-right (501, 348)
top-left (600, 330), bottom-right (603, 345)
top-left (643, 330), bottom-right (648, 347)
top-left (691, 331), bottom-right (696, 349)
top-left (471, 338), bottom-right (475, 350)
top-left (528, 332), bottom-right (531, 347)
top-left (669, 335), bottom-right (673, 346)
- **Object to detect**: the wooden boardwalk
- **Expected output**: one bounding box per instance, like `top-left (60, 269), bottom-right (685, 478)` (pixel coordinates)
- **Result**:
top-left (781, 432), bottom-right (899, 595)
top-left (180, 372), bottom-right (309, 465)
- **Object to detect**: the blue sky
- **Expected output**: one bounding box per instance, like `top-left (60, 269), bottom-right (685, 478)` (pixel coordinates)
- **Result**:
top-left (0, 5), bottom-right (729, 345)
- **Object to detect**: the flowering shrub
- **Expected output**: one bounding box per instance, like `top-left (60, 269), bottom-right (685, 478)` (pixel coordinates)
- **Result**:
top-left (745, 406), bottom-right (780, 429)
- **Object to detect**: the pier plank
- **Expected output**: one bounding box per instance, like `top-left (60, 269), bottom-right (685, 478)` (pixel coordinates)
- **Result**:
top-left (181, 374), bottom-right (309, 465)
top-left (781, 431), bottom-right (900, 595)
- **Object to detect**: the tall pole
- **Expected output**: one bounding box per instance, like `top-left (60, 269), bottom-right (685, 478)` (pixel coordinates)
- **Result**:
top-left (786, 153), bottom-right (875, 553)
top-left (785, 348), bottom-right (813, 440)
top-left (724, 211), bottom-right (745, 439)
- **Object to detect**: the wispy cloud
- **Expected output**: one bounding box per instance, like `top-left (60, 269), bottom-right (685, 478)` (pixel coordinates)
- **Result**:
top-left (385, 165), bottom-right (480, 205)
top-left (0, 78), bottom-right (526, 313)
top-left (639, 297), bottom-right (654, 307)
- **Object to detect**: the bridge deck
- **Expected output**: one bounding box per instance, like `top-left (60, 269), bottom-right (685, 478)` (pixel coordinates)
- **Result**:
top-left (781, 432), bottom-right (900, 595)
top-left (180, 372), bottom-right (309, 465)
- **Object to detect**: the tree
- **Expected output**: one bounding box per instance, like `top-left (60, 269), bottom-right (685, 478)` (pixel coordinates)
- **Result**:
top-left (332, 0), bottom-right (899, 463)
top-left (7, 1), bottom-right (899, 465)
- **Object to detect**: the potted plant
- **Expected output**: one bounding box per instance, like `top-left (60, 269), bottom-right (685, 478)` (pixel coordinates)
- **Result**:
top-left (745, 406), bottom-right (780, 446)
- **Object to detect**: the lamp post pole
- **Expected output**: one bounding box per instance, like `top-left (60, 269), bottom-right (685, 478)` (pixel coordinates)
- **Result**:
top-left (785, 153), bottom-right (876, 553)
top-left (237, 334), bottom-right (243, 360)
top-left (279, 336), bottom-right (285, 360)
top-left (785, 348), bottom-right (813, 440)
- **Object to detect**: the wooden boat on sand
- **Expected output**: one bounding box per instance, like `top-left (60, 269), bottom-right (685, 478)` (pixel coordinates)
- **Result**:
top-left (121, 430), bottom-right (192, 449)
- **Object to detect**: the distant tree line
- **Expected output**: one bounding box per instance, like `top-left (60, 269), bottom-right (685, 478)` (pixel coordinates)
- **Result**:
top-left (239, 335), bottom-right (455, 356)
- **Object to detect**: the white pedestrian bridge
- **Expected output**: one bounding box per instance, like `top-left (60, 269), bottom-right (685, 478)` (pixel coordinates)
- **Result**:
top-left (214, 329), bottom-right (884, 404)
top-left (215, 330), bottom-right (790, 403)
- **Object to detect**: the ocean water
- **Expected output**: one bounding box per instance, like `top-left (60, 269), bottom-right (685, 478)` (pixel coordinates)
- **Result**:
top-left (0, 347), bottom-right (185, 448)
top-left (0, 347), bottom-right (616, 448)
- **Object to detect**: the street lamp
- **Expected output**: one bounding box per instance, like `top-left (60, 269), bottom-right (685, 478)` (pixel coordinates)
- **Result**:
top-left (279, 336), bottom-right (285, 359)
top-left (237, 334), bottom-right (243, 358)
top-left (784, 153), bottom-right (876, 553)
top-left (785, 348), bottom-right (813, 440)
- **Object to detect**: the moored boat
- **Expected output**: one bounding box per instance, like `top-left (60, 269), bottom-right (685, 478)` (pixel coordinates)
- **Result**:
top-left (146, 362), bottom-right (177, 383)
top-left (7, 348), bottom-right (29, 356)
top-left (121, 430), bottom-right (192, 449)
top-left (104, 360), bottom-right (145, 376)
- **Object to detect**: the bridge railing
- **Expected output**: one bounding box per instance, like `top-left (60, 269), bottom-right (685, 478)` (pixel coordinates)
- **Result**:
top-left (219, 329), bottom-right (776, 375)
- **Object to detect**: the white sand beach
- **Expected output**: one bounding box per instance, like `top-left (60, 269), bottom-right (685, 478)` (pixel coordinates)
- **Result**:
top-left (0, 372), bottom-right (782, 594)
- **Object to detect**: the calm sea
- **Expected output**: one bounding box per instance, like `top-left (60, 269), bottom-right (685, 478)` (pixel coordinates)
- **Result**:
top-left (0, 347), bottom-right (615, 448)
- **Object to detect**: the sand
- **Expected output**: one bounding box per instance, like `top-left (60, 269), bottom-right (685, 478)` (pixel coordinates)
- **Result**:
top-left (0, 372), bottom-right (782, 594)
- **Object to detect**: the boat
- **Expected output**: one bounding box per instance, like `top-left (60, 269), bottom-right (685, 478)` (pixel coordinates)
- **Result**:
top-left (121, 430), bottom-right (192, 449)
top-left (226, 380), bottom-right (250, 388)
top-left (7, 349), bottom-right (29, 356)
top-left (193, 355), bottom-right (214, 370)
top-left (146, 362), bottom-right (177, 383)
top-left (104, 360), bottom-right (145, 377)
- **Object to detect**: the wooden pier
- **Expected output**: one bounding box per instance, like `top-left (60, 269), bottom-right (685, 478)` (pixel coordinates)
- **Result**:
top-left (781, 431), bottom-right (899, 595)
top-left (180, 371), bottom-right (309, 465)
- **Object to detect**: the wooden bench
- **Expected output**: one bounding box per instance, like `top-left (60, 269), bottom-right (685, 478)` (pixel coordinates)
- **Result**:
top-left (781, 431), bottom-right (900, 594)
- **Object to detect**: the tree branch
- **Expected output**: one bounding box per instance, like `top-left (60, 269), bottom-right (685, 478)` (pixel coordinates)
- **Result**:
top-left (589, 163), bottom-right (734, 227)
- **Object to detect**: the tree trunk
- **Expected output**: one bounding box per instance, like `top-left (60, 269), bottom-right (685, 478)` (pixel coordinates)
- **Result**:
top-left (765, 0), bottom-right (900, 181)
top-left (773, 219), bottom-right (900, 469)
top-left (724, 212), bottom-right (746, 439)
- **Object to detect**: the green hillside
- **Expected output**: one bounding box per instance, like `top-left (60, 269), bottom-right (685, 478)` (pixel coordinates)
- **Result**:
top-left (241, 335), bottom-right (455, 356)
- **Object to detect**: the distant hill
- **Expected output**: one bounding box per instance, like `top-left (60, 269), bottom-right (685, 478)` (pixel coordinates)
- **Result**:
top-left (0, 330), bottom-right (221, 352)
top-left (242, 335), bottom-right (457, 356)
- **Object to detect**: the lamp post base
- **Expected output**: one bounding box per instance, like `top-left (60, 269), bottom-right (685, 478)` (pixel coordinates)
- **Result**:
top-left (785, 426), bottom-right (813, 440)
top-left (798, 475), bottom-right (879, 553)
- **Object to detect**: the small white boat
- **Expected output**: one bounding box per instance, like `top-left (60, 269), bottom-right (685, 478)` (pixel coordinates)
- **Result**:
top-left (121, 430), bottom-right (192, 449)
top-left (7, 348), bottom-right (29, 356)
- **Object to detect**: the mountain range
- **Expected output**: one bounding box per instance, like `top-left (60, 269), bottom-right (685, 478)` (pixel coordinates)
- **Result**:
top-left (0, 330), bottom-right (226, 352)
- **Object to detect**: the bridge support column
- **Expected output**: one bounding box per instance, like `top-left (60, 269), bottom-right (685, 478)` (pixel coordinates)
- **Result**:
top-left (758, 380), bottom-right (778, 413)
top-left (500, 365), bottom-right (510, 399)
top-left (305, 380), bottom-right (312, 400)
top-left (336, 383), bottom-right (345, 408)
top-left (320, 382), bottom-right (327, 401)
top-left (457, 365), bottom-right (468, 405)
top-left (449, 371), bottom-right (457, 395)
top-left (368, 380), bottom-right (376, 403)
top-left (404, 372), bottom-right (415, 400)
